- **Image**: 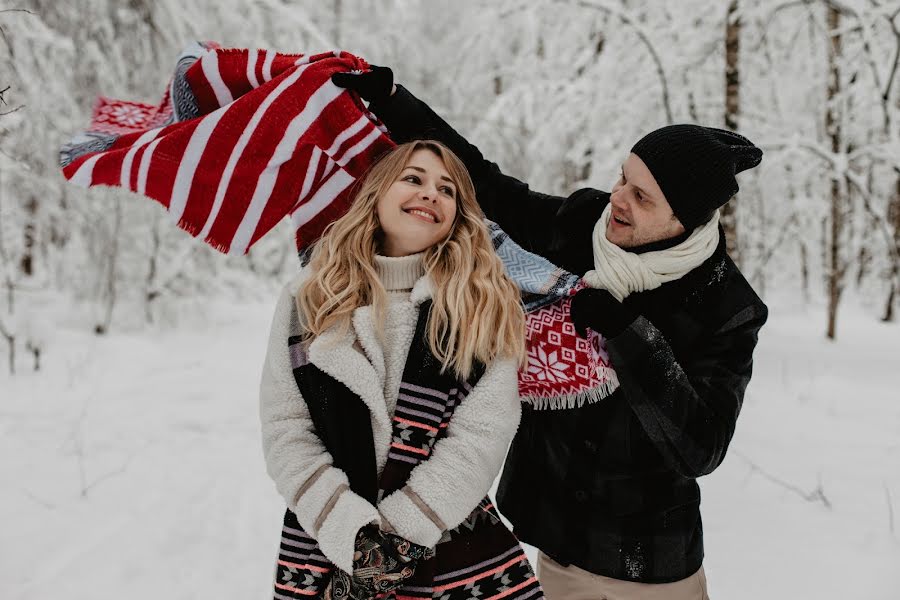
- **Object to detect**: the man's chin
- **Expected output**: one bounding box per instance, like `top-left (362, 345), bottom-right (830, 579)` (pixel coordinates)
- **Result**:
top-left (605, 229), bottom-right (632, 249)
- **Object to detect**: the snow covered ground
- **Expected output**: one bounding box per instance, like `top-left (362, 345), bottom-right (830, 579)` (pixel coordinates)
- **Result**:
top-left (2, 295), bottom-right (898, 599)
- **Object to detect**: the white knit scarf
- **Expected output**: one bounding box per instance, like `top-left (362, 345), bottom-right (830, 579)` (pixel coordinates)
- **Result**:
top-left (582, 204), bottom-right (720, 301)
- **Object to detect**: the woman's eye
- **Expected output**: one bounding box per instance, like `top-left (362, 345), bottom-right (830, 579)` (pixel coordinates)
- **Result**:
top-left (441, 186), bottom-right (456, 197)
top-left (403, 175), bottom-right (420, 184)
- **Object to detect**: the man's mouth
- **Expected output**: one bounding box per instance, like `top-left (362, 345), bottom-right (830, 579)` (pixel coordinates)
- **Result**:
top-left (612, 214), bottom-right (631, 227)
top-left (403, 206), bottom-right (439, 223)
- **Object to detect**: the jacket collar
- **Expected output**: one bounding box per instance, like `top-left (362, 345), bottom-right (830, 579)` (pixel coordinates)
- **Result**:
top-left (303, 272), bottom-right (434, 463)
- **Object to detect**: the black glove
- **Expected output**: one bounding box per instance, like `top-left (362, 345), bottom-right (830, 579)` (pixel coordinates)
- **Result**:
top-left (331, 65), bottom-right (394, 104)
top-left (570, 288), bottom-right (639, 339)
top-left (324, 524), bottom-right (434, 599)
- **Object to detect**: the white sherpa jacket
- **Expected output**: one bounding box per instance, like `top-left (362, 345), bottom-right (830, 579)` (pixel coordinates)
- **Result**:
top-left (259, 269), bottom-right (521, 573)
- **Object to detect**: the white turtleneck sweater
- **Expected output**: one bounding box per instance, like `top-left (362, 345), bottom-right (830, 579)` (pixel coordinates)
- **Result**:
top-left (371, 252), bottom-right (426, 418)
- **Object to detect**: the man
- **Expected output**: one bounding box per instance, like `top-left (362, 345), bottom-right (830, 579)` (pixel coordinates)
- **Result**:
top-left (333, 67), bottom-right (767, 600)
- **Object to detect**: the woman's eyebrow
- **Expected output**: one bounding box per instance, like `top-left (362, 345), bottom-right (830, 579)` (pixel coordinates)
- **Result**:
top-left (403, 165), bottom-right (455, 184)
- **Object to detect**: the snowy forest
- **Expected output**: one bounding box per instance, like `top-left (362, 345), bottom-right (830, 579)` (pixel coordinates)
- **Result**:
top-left (2, 1), bottom-right (899, 599)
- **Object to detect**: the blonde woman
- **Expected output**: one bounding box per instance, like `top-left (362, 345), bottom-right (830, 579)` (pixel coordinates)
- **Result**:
top-left (260, 140), bottom-right (543, 600)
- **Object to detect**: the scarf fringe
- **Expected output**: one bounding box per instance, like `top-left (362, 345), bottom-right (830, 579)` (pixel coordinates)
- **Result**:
top-left (520, 368), bottom-right (620, 411)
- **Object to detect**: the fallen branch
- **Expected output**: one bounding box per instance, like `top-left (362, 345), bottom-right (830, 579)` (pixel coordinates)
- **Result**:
top-left (733, 450), bottom-right (833, 509)
top-left (0, 104), bottom-right (25, 116)
top-left (21, 487), bottom-right (56, 510)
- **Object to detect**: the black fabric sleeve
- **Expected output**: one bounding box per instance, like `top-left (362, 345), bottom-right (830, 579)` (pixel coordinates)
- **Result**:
top-left (605, 303), bottom-right (768, 478)
top-left (369, 85), bottom-right (565, 255)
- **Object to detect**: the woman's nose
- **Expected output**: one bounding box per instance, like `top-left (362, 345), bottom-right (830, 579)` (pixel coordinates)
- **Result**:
top-left (419, 184), bottom-right (438, 202)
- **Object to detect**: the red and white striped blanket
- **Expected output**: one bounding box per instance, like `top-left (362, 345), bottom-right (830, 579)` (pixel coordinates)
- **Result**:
top-left (60, 41), bottom-right (395, 254)
top-left (60, 42), bottom-right (618, 410)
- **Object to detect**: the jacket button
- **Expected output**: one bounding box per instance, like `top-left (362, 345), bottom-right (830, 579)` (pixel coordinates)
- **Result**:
top-left (574, 490), bottom-right (588, 502)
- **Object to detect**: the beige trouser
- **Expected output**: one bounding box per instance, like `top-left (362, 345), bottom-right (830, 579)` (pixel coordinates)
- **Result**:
top-left (537, 552), bottom-right (710, 600)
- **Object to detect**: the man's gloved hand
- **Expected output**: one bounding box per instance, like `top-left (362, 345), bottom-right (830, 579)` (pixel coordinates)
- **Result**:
top-left (570, 287), bottom-right (639, 339)
top-left (324, 524), bottom-right (434, 599)
top-left (331, 65), bottom-right (395, 103)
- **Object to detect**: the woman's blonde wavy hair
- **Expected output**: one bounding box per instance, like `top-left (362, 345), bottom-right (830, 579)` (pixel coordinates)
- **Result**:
top-left (296, 140), bottom-right (525, 379)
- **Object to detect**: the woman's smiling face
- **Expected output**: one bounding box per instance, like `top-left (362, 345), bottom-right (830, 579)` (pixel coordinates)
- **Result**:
top-left (376, 148), bottom-right (458, 256)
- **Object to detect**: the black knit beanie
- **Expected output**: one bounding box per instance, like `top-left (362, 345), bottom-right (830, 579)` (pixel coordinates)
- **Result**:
top-left (630, 124), bottom-right (763, 231)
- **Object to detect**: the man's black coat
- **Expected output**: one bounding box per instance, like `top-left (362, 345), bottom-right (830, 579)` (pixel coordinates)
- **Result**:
top-left (368, 86), bottom-right (768, 583)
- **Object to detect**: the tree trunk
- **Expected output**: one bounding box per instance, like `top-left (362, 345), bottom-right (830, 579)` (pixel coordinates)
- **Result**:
top-left (722, 0), bottom-right (741, 265)
top-left (96, 201), bottom-right (122, 335)
top-left (883, 176), bottom-right (900, 322)
top-left (144, 218), bottom-right (162, 325)
top-left (825, 6), bottom-right (843, 341)
top-left (4, 332), bottom-right (13, 376)
top-left (19, 196), bottom-right (37, 276)
top-left (333, 0), bottom-right (342, 47)
top-left (799, 239), bottom-right (810, 303)
top-left (885, 282), bottom-right (896, 322)
top-left (1, 279), bottom-right (15, 375)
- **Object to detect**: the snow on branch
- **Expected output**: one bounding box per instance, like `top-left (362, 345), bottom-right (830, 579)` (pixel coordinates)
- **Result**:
top-left (558, 0), bottom-right (674, 123)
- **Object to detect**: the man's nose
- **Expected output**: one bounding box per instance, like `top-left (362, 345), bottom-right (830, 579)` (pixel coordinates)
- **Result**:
top-left (610, 187), bottom-right (627, 207)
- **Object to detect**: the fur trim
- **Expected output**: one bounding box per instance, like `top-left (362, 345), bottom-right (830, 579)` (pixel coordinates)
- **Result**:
top-left (261, 284), bottom-right (385, 570)
top-left (307, 323), bottom-right (394, 471)
top-left (352, 305), bottom-right (387, 385)
top-left (409, 275), bottom-right (434, 306)
top-left (315, 490), bottom-right (381, 573)
top-left (378, 486), bottom-right (443, 549)
top-left (260, 285), bottom-right (347, 519)
top-left (353, 300), bottom-right (421, 430)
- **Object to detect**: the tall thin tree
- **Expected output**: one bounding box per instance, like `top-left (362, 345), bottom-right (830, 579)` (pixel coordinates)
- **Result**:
top-left (825, 5), bottom-right (845, 340)
top-left (723, 0), bottom-right (742, 266)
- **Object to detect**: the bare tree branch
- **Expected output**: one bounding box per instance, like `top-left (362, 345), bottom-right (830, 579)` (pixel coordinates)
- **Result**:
top-left (883, 6), bottom-right (900, 103)
top-left (21, 487), bottom-right (56, 510)
top-left (0, 104), bottom-right (25, 116)
top-left (844, 169), bottom-right (900, 291)
top-left (558, 0), bottom-right (674, 123)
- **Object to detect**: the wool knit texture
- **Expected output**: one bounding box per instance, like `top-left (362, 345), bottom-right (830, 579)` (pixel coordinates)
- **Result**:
top-left (631, 124), bottom-right (763, 230)
top-left (59, 42), bottom-right (394, 255)
top-left (582, 204), bottom-right (721, 301)
top-left (372, 253), bottom-right (425, 418)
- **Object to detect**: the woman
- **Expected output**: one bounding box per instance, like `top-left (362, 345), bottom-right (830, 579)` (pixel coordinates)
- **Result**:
top-left (260, 140), bottom-right (543, 600)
